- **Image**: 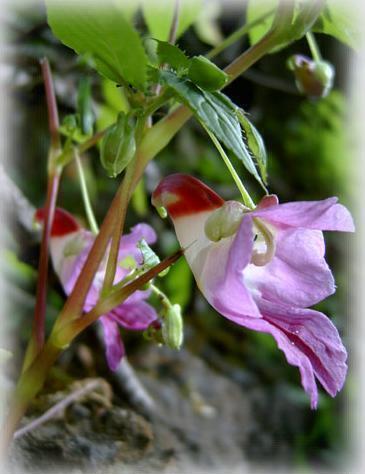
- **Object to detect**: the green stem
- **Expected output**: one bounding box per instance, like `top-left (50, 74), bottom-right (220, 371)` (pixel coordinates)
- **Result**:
top-left (150, 283), bottom-right (170, 308)
top-left (207, 8), bottom-right (275, 59)
top-left (101, 157), bottom-right (138, 293)
top-left (74, 149), bottom-right (99, 235)
top-left (53, 249), bottom-right (184, 347)
top-left (306, 31), bottom-right (322, 61)
top-left (203, 125), bottom-right (255, 209)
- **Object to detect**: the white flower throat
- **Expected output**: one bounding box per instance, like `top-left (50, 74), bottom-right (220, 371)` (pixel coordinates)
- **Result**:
top-left (204, 201), bottom-right (276, 267)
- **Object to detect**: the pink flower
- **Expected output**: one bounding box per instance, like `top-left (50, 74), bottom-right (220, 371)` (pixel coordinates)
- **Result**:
top-left (152, 174), bottom-right (355, 408)
top-left (35, 208), bottom-right (158, 371)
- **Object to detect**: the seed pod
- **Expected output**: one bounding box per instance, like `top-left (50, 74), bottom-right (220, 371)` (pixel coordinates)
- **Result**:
top-left (287, 55), bottom-right (335, 98)
top-left (100, 112), bottom-right (136, 178)
top-left (162, 304), bottom-right (183, 350)
top-left (188, 55), bottom-right (228, 91)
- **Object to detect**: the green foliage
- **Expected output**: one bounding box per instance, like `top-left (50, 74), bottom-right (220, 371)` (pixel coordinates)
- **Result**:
top-left (156, 40), bottom-right (190, 72)
top-left (160, 70), bottom-right (264, 186)
top-left (237, 110), bottom-right (268, 185)
top-left (193, 0), bottom-right (223, 46)
top-left (247, 0), bottom-right (277, 47)
top-left (46, 0), bottom-right (148, 87)
top-left (100, 112), bottom-right (136, 178)
top-left (142, 0), bottom-right (202, 41)
top-left (187, 55), bottom-right (228, 91)
top-left (313, 1), bottom-right (359, 48)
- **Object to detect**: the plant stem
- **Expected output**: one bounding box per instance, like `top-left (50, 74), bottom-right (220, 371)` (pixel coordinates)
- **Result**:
top-left (306, 31), bottom-right (322, 61)
top-left (74, 149), bottom-right (99, 235)
top-left (54, 249), bottom-right (184, 346)
top-left (40, 58), bottom-right (60, 150)
top-left (101, 161), bottom-right (137, 293)
top-left (22, 58), bottom-right (62, 372)
top-left (203, 125), bottom-right (255, 209)
top-left (168, 0), bottom-right (181, 44)
top-left (207, 8), bottom-right (275, 59)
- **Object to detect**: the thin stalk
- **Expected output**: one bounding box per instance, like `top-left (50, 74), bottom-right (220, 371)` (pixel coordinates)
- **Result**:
top-left (101, 158), bottom-right (138, 293)
top-left (306, 31), bottom-right (322, 61)
top-left (74, 149), bottom-right (99, 235)
top-left (168, 0), bottom-right (181, 44)
top-left (207, 8), bottom-right (275, 59)
top-left (203, 125), bottom-right (255, 209)
top-left (54, 249), bottom-right (184, 346)
top-left (40, 58), bottom-right (60, 150)
top-left (22, 59), bottom-right (62, 371)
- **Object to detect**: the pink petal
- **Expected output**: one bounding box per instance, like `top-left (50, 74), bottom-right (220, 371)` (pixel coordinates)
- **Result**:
top-left (118, 223), bottom-right (157, 266)
top-left (100, 316), bottom-right (125, 371)
top-left (244, 228), bottom-right (335, 307)
top-left (206, 215), bottom-right (261, 319)
top-left (109, 300), bottom-right (158, 330)
top-left (253, 198), bottom-right (355, 232)
top-left (259, 300), bottom-right (348, 400)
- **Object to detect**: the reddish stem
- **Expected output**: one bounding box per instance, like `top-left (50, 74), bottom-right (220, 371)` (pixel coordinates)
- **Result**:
top-left (40, 58), bottom-right (60, 150)
top-left (23, 60), bottom-right (62, 369)
top-left (31, 172), bottom-right (60, 349)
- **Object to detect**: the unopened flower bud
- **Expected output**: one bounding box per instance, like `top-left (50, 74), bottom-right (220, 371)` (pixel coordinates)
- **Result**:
top-left (204, 201), bottom-right (246, 242)
top-left (162, 304), bottom-right (183, 350)
top-left (287, 55), bottom-right (335, 98)
top-left (188, 55), bottom-right (228, 91)
top-left (100, 112), bottom-right (136, 178)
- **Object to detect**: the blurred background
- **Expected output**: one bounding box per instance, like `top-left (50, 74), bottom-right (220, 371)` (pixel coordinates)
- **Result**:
top-left (0, 1), bottom-right (356, 472)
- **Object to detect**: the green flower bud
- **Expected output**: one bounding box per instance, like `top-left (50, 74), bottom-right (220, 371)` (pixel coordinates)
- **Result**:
top-left (162, 304), bottom-right (183, 350)
top-left (100, 112), bottom-right (136, 178)
top-left (204, 201), bottom-right (246, 242)
top-left (287, 55), bottom-right (335, 99)
top-left (188, 55), bottom-right (228, 91)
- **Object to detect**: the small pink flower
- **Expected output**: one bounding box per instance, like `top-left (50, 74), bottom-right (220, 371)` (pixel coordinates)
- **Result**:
top-left (35, 208), bottom-right (158, 371)
top-left (152, 174), bottom-right (355, 408)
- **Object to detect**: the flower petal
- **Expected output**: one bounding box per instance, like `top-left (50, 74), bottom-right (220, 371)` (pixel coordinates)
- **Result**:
top-left (109, 300), bottom-right (158, 330)
top-left (206, 215), bottom-right (261, 319)
top-left (244, 228), bottom-right (335, 307)
top-left (100, 316), bottom-right (125, 371)
top-left (259, 299), bottom-right (347, 404)
top-left (253, 198), bottom-right (355, 232)
top-left (118, 223), bottom-right (157, 266)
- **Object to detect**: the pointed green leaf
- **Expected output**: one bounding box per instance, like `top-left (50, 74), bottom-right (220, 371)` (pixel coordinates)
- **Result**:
top-left (237, 110), bottom-right (268, 185)
top-left (160, 70), bottom-right (263, 185)
top-left (156, 40), bottom-right (190, 71)
top-left (46, 0), bottom-right (148, 88)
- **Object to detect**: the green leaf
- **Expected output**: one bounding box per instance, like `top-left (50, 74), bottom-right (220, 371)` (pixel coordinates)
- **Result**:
top-left (312, 1), bottom-right (359, 49)
top-left (142, 0), bottom-right (203, 41)
top-left (247, 0), bottom-right (277, 46)
top-left (160, 70), bottom-right (263, 185)
top-left (237, 110), bottom-right (268, 184)
top-left (46, 0), bottom-right (148, 88)
top-left (156, 40), bottom-right (189, 71)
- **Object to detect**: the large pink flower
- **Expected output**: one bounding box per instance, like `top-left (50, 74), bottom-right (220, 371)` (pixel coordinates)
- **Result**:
top-left (35, 208), bottom-right (158, 371)
top-left (152, 174), bottom-right (354, 408)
